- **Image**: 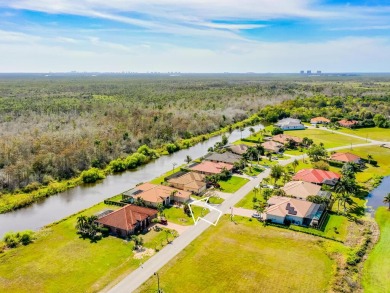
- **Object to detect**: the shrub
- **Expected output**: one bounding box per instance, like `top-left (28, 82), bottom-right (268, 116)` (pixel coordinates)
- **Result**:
top-left (109, 159), bottom-right (127, 172)
top-left (80, 168), bottom-right (105, 183)
top-left (3, 230), bottom-right (35, 248)
top-left (312, 160), bottom-right (330, 171)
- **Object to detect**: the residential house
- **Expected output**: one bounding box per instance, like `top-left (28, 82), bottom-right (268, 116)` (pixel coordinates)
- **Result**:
top-left (275, 118), bottom-right (305, 131)
top-left (228, 144), bottom-right (249, 155)
top-left (282, 181), bottom-right (331, 201)
top-left (330, 152), bottom-right (362, 164)
top-left (123, 182), bottom-right (191, 207)
top-left (292, 169), bottom-right (341, 186)
top-left (190, 161), bottom-right (233, 176)
top-left (310, 117), bottom-right (330, 125)
top-left (264, 196), bottom-right (325, 227)
top-left (167, 172), bottom-right (206, 194)
top-left (338, 119), bottom-right (358, 128)
top-left (96, 204), bottom-right (158, 237)
top-left (204, 151), bottom-right (242, 164)
top-left (272, 134), bottom-right (303, 145)
top-left (261, 141), bottom-right (283, 153)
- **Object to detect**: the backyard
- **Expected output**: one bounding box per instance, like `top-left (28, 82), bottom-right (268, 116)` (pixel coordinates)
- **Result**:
top-left (284, 128), bottom-right (366, 152)
top-left (162, 205), bottom-right (208, 226)
top-left (0, 202), bottom-right (171, 293)
top-left (218, 176), bottom-right (249, 193)
top-left (136, 216), bottom-right (338, 293)
top-left (363, 207), bottom-right (390, 293)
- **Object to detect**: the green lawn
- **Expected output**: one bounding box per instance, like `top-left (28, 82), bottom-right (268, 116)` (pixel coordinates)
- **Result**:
top-left (290, 213), bottom-right (349, 242)
top-left (363, 207), bottom-right (390, 293)
top-left (286, 129), bottom-right (365, 149)
top-left (150, 165), bottom-right (185, 184)
top-left (346, 146), bottom-right (390, 182)
top-left (218, 176), bottom-right (249, 193)
top-left (136, 216), bottom-right (336, 293)
top-left (235, 188), bottom-right (265, 209)
top-left (338, 127), bottom-right (390, 142)
top-left (0, 202), bottom-right (168, 293)
top-left (162, 205), bottom-right (208, 226)
top-left (243, 165), bottom-right (263, 176)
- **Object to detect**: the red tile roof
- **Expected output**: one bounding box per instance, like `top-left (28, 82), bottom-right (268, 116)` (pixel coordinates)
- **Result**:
top-left (190, 161), bottom-right (233, 174)
top-left (310, 117), bottom-right (330, 123)
top-left (338, 119), bottom-right (358, 127)
top-left (292, 169), bottom-right (341, 184)
top-left (96, 204), bottom-right (157, 232)
top-left (272, 134), bottom-right (303, 144)
top-left (330, 152), bottom-right (361, 163)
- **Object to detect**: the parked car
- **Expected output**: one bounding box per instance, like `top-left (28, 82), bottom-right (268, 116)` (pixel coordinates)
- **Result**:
top-left (252, 213), bottom-right (262, 219)
top-left (160, 217), bottom-right (168, 225)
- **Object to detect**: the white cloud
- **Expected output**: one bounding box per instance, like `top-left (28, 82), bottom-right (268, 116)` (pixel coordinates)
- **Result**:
top-left (0, 30), bottom-right (389, 73)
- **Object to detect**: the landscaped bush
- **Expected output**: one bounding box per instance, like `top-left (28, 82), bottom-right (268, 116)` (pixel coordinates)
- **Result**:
top-left (3, 230), bottom-right (35, 248)
top-left (80, 168), bottom-right (106, 183)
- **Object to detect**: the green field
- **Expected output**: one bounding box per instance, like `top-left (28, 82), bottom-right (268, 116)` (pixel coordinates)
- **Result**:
top-left (338, 127), bottom-right (390, 142)
top-left (218, 176), bottom-right (249, 193)
top-left (162, 205), bottom-right (207, 226)
top-left (136, 216), bottom-right (336, 293)
top-left (285, 129), bottom-right (365, 149)
top-left (363, 208), bottom-right (390, 292)
top-left (0, 202), bottom-right (169, 293)
top-left (235, 188), bottom-right (265, 209)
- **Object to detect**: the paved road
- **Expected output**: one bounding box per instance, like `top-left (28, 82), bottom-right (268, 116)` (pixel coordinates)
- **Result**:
top-left (106, 134), bottom-right (389, 293)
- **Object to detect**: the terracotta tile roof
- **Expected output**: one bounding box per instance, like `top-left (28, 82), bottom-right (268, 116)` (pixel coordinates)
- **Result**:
top-left (338, 119), bottom-right (358, 127)
top-left (292, 169), bottom-right (341, 184)
top-left (135, 183), bottom-right (191, 202)
top-left (272, 134), bottom-right (303, 144)
top-left (190, 161), bottom-right (233, 174)
top-left (96, 204), bottom-right (157, 231)
top-left (228, 144), bottom-right (249, 155)
top-left (330, 152), bottom-right (361, 163)
top-left (262, 141), bottom-right (283, 152)
top-left (266, 196), bottom-right (319, 218)
top-left (310, 117), bottom-right (330, 123)
top-left (282, 181), bottom-right (321, 199)
top-left (168, 172), bottom-right (206, 189)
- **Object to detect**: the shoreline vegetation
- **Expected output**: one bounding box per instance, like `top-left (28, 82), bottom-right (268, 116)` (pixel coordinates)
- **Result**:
top-left (0, 113), bottom-right (260, 214)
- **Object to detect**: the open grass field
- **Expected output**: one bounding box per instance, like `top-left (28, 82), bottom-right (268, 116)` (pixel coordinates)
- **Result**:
top-left (0, 202), bottom-right (168, 293)
top-left (285, 129), bottom-right (366, 149)
top-left (136, 216), bottom-right (336, 293)
top-left (163, 205), bottom-right (207, 226)
top-left (363, 207), bottom-right (390, 293)
top-left (218, 176), bottom-right (249, 193)
top-left (338, 127), bottom-right (390, 142)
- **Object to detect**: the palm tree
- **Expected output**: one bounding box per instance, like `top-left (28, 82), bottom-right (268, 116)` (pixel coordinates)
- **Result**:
top-left (76, 215), bottom-right (87, 233)
top-left (333, 193), bottom-right (343, 214)
top-left (292, 159), bottom-right (299, 173)
top-left (270, 165), bottom-right (283, 185)
top-left (185, 155), bottom-right (192, 164)
top-left (384, 193), bottom-right (390, 209)
top-left (249, 127), bottom-right (255, 137)
top-left (335, 177), bottom-right (357, 214)
top-left (367, 154), bottom-right (373, 165)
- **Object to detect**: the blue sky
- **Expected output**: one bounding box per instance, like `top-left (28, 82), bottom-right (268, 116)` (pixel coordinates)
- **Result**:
top-left (0, 0), bottom-right (389, 72)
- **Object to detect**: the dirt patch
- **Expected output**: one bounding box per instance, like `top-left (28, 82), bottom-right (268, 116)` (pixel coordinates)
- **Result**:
top-left (133, 247), bottom-right (155, 259)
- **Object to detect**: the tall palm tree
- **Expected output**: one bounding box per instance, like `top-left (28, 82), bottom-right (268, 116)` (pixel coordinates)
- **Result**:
top-left (333, 193), bottom-right (343, 215)
top-left (185, 155), bottom-right (192, 164)
top-left (384, 193), bottom-right (390, 210)
top-left (335, 177), bottom-right (357, 214)
top-left (292, 159), bottom-right (299, 173)
top-left (76, 215), bottom-right (87, 232)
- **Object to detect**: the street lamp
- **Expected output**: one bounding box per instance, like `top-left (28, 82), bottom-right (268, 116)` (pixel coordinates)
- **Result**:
top-left (172, 162), bottom-right (177, 174)
top-left (154, 272), bottom-right (161, 293)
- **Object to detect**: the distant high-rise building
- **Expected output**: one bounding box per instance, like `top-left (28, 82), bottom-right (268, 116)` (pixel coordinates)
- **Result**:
top-left (317, 70), bottom-right (322, 74)
top-left (300, 70), bottom-right (304, 74)
top-left (307, 70), bottom-right (312, 74)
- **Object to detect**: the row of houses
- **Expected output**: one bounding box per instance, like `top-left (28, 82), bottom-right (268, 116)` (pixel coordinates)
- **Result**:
top-left (262, 152), bottom-right (363, 227)
top-left (94, 149), bottom-right (249, 237)
top-left (276, 116), bottom-right (360, 130)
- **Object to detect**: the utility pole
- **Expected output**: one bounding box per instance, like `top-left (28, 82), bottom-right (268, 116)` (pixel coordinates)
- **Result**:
top-left (154, 272), bottom-right (161, 293)
top-left (172, 162), bottom-right (177, 174)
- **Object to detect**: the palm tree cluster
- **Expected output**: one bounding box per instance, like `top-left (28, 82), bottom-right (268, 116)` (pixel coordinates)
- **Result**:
top-left (76, 215), bottom-right (99, 239)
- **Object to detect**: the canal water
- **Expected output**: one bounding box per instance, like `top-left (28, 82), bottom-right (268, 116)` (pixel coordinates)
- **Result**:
top-left (0, 125), bottom-right (263, 236)
top-left (366, 176), bottom-right (390, 215)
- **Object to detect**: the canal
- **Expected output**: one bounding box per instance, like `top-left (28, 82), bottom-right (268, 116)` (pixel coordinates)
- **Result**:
top-left (0, 125), bottom-right (263, 236)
